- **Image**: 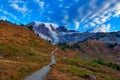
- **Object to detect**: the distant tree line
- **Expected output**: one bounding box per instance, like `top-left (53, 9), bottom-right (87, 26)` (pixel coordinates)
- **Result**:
top-left (58, 42), bottom-right (75, 50)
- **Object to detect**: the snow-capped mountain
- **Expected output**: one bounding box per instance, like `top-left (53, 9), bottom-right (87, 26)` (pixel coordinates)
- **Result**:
top-left (27, 22), bottom-right (120, 44)
top-left (28, 22), bottom-right (59, 44)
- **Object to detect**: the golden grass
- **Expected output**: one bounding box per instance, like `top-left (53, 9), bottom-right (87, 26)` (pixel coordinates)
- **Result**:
top-left (0, 21), bottom-right (56, 80)
top-left (47, 68), bottom-right (83, 80)
top-left (0, 60), bottom-right (40, 80)
top-left (47, 54), bottom-right (120, 80)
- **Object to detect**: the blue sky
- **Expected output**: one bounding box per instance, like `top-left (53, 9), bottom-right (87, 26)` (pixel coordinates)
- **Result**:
top-left (0, 0), bottom-right (120, 32)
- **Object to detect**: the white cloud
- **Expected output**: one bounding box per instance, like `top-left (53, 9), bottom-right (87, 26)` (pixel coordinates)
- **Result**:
top-left (113, 3), bottom-right (120, 17)
top-left (74, 21), bottom-right (80, 30)
top-left (10, 3), bottom-right (28, 13)
top-left (93, 24), bottom-right (111, 32)
top-left (89, 1), bottom-right (111, 20)
top-left (9, 0), bottom-right (31, 17)
top-left (39, 2), bottom-right (45, 9)
top-left (80, 0), bottom-right (120, 32)
top-left (93, 18), bottom-right (100, 24)
top-left (34, 0), bottom-right (45, 9)
top-left (9, 0), bottom-right (23, 4)
top-left (62, 14), bottom-right (69, 24)
top-left (88, 10), bottom-right (112, 27)
top-left (101, 13), bottom-right (112, 22)
top-left (86, 12), bottom-right (112, 29)
top-left (79, 10), bottom-right (92, 23)
top-left (0, 16), bottom-right (8, 21)
top-left (114, 9), bottom-right (120, 17)
top-left (0, 7), bottom-right (17, 20)
top-left (90, 22), bottom-right (96, 26)
top-left (77, 0), bottom-right (111, 27)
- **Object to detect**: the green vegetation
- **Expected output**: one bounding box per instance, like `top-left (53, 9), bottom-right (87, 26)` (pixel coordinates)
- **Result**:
top-left (58, 43), bottom-right (74, 50)
top-left (19, 23), bottom-right (25, 26)
top-left (108, 43), bottom-right (117, 48)
top-left (27, 25), bottom-right (33, 31)
top-left (57, 57), bottom-right (95, 77)
top-left (93, 58), bottom-right (120, 71)
top-left (48, 55), bottom-right (120, 80)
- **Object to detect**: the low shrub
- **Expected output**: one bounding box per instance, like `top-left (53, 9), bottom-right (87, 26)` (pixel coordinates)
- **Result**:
top-left (93, 58), bottom-right (120, 71)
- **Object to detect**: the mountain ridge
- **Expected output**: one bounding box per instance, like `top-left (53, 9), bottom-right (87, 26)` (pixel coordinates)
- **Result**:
top-left (28, 21), bottom-right (120, 45)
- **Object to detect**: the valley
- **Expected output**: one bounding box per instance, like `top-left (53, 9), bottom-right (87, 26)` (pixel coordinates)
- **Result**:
top-left (0, 20), bottom-right (120, 80)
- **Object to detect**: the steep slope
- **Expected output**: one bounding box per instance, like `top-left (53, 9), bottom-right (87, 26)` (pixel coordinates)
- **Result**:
top-left (27, 22), bottom-right (59, 44)
top-left (0, 20), bottom-right (55, 80)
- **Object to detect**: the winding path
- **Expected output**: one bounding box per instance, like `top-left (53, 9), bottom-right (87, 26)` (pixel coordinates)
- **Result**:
top-left (24, 48), bottom-right (57, 80)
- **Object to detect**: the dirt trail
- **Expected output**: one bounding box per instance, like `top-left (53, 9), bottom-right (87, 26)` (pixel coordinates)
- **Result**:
top-left (24, 48), bottom-right (57, 80)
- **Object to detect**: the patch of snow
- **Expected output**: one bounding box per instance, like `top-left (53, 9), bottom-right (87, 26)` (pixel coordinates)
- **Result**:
top-left (99, 37), bottom-right (118, 44)
top-left (45, 22), bottom-right (59, 29)
top-left (50, 31), bottom-right (59, 44)
top-left (34, 21), bottom-right (59, 29)
top-left (32, 21), bottom-right (59, 44)
top-left (33, 28), bottom-right (52, 41)
top-left (33, 22), bottom-right (41, 27)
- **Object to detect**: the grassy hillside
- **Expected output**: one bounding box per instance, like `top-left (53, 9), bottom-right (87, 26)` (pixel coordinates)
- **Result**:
top-left (1, 20), bottom-right (120, 80)
top-left (58, 39), bottom-right (120, 62)
top-left (48, 56), bottom-right (120, 80)
top-left (0, 20), bottom-right (55, 80)
top-left (47, 40), bottom-right (120, 80)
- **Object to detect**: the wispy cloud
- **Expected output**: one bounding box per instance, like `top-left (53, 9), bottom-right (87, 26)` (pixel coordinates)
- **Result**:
top-left (67, 0), bottom-right (120, 32)
top-left (62, 14), bottom-right (69, 24)
top-left (34, 0), bottom-right (45, 9)
top-left (0, 16), bottom-right (8, 21)
top-left (79, 1), bottom-right (112, 27)
top-left (1, 0), bottom-right (119, 32)
top-left (93, 24), bottom-right (111, 32)
top-left (113, 3), bottom-right (120, 17)
top-left (9, 0), bottom-right (31, 16)
top-left (74, 21), bottom-right (80, 30)
top-left (9, 0), bottom-right (23, 3)
top-left (10, 3), bottom-right (28, 13)
top-left (0, 7), bottom-right (17, 20)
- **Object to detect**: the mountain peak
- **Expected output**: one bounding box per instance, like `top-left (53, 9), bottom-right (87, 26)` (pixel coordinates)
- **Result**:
top-left (28, 22), bottom-right (60, 44)
top-left (27, 21), bottom-right (120, 45)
